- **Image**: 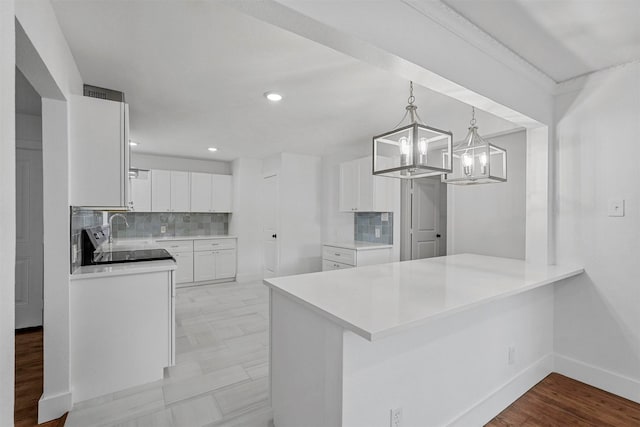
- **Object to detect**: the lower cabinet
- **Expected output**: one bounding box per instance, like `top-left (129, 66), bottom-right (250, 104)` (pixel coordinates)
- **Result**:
top-left (158, 237), bottom-right (237, 286)
top-left (173, 252), bottom-right (194, 284)
top-left (321, 244), bottom-right (392, 271)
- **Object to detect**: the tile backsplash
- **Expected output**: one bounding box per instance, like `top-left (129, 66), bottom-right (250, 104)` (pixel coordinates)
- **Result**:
top-left (110, 212), bottom-right (229, 239)
top-left (354, 212), bottom-right (393, 245)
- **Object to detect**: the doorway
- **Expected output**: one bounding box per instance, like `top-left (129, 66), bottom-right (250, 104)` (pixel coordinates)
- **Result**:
top-left (400, 177), bottom-right (447, 261)
top-left (262, 174), bottom-right (278, 278)
top-left (15, 67), bottom-right (43, 329)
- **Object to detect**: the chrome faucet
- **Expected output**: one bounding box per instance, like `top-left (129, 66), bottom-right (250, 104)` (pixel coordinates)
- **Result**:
top-left (108, 213), bottom-right (129, 244)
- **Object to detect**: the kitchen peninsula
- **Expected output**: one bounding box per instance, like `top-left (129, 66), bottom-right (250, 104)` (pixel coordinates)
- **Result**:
top-left (264, 254), bottom-right (584, 427)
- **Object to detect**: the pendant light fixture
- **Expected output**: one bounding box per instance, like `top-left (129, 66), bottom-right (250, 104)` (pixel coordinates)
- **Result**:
top-left (442, 107), bottom-right (507, 185)
top-left (373, 82), bottom-right (453, 179)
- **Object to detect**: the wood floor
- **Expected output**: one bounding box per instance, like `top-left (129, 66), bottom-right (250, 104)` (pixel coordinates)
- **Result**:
top-left (486, 373), bottom-right (640, 426)
top-left (14, 327), bottom-right (67, 427)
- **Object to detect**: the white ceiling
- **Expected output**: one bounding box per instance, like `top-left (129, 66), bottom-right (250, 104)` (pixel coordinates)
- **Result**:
top-left (443, 0), bottom-right (640, 83)
top-left (51, 1), bottom-right (517, 162)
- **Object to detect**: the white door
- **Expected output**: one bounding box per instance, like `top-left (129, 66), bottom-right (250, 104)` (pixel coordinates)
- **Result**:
top-left (215, 249), bottom-right (237, 279)
top-left (263, 174), bottom-right (278, 278)
top-left (411, 178), bottom-right (442, 260)
top-left (170, 171), bottom-right (191, 212)
top-left (212, 174), bottom-right (233, 212)
top-left (15, 148), bottom-right (44, 328)
top-left (129, 170), bottom-right (151, 212)
top-left (194, 251), bottom-right (216, 282)
top-left (151, 170), bottom-right (171, 212)
top-left (190, 172), bottom-right (213, 212)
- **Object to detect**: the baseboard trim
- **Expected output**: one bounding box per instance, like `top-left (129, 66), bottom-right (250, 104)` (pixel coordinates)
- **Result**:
top-left (38, 390), bottom-right (72, 423)
top-left (554, 354), bottom-right (640, 403)
top-left (447, 354), bottom-right (554, 426)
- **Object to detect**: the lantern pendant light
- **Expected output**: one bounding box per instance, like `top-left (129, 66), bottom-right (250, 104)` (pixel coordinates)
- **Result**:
top-left (442, 107), bottom-right (507, 185)
top-left (372, 81), bottom-right (453, 179)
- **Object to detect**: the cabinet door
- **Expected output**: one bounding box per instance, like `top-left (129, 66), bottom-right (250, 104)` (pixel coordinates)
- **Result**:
top-left (173, 252), bottom-right (194, 284)
top-left (357, 157), bottom-right (375, 212)
top-left (190, 173), bottom-right (213, 212)
top-left (129, 170), bottom-right (151, 212)
top-left (69, 95), bottom-right (128, 207)
top-left (170, 171), bottom-right (191, 212)
top-left (212, 175), bottom-right (233, 212)
top-left (151, 170), bottom-right (171, 212)
top-left (214, 249), bottom-right (236, 279)
top-left (339, 160), bottom-right (359, 212)
top-left (193, 251), bottom-right (216, 282)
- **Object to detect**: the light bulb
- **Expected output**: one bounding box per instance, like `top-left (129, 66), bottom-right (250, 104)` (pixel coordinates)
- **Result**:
top-left (418, 137), bottom-right (428, 165)
top-left (479, 152), bottom-right (488, 175)
top-left (462, 153), bottom-right (473, 176)
top-left (399, 136), bottom-right (411, 167)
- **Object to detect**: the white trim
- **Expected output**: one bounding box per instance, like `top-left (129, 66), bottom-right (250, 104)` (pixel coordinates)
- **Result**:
top-left (554, 354), bottom-right (640, 404)
top-left (403, 0), bottom-right (557, 90)
top-left (447, 354), bottom-right (554, 426)
top-left (38, 391), bottom-right (72, 424)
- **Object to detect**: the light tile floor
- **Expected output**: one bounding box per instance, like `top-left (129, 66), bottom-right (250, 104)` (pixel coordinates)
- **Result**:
top-left (65, 281), bottom-right (272, 427)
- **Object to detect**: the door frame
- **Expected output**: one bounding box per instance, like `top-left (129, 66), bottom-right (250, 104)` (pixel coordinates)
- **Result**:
top-left (262, 173), bottom-right (279, 278)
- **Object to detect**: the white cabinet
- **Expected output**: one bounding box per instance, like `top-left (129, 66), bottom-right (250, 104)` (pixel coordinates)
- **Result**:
top-left (158, 237), bottom-right (237, 286)
top-left (339, 156), bottom-right (392, 212)
top-left (151, 170), bottom-right (171, 212)
top-left (212, 174), bottom-right (233, 212)
top-left (194, 251), bottom-right (216, 282)
top-left (173, 252), bottom-right (194, 284)
top-left (189, 173), bottom-right (233, 212)
top-left (151, 170), bottom-right (191, 212)
top-left (190, 172), bottom-right (213, 212)
top-left (69, 95), bottom-right (129, 207)
top-left (171, 171), bottom-right (191, 212)
top-left (321, 243), bottom-right (392, 271)
top-left (129, 170), bottom-right (151, 212)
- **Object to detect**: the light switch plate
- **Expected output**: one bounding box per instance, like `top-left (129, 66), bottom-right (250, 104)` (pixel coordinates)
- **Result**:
top-left (161, 225), bottom-right (167, 233)
top-left (375, 227), bottom-right (381, 238)
top-left (381, 213), bottom-right (389, 222)
top-left (608, 199), bottom-right (625, 217)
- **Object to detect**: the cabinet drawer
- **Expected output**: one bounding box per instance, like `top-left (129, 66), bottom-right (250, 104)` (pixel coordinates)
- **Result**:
top-left (157, 240), bottom-right (193, 254)
top-left (322, 246), bottom-right (356, 265)
top-left (322, 259), bottom-right (354, 271)
top-left (194, 239), bottom-right (236, 251)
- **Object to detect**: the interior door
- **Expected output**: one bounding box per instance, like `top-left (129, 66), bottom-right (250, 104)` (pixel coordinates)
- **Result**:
top-left (411, 178), bottom-right (441, 260)
top-left (263, 174), bottom-right (278, 278)
top-left (15, 148), bottom-right (44, 328)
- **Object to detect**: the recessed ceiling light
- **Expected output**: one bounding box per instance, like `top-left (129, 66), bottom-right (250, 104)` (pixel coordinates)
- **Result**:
top-left (264, 92), bottom-right (283, 102)
top-left (129, 141), bottom-right (138, 147)
top-left (208, 147), bottom-right (218, 152)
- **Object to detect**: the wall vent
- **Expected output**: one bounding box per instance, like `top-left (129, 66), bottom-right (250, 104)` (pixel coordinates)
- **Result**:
top-left (83, 84), bottom-right (125, 102)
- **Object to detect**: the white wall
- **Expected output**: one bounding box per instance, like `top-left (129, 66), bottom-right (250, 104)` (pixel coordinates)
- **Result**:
top-left (0, 1), bottom-right (16, 424)
top-left (554, 62), bottom-right (640, 401)
top-left (321, 142), bottom-right (402, 262)
top-left (448, 130), bottom-right (527, 259)
top-left (131, 152), bottom-right (231, 175)
top-left (229, 158), bottom-right (264, 282)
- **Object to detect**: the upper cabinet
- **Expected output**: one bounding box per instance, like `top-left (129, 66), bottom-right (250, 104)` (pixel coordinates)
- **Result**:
top-left (69, 96), bottom-right (129, 207)
top-left (150, 170), bottom-right (232, 213)
top-left (339, 156), bottom-right (392, 212)
top-left (151, 170), bottom-right (190, 212)
top-left (129, 170), bottom-right (151, 212)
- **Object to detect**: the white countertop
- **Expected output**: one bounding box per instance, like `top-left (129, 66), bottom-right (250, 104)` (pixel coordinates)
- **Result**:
top-left (155, 235), bottom-right (237, 241)
top-left (264, 254), bottom-right (584, 341)
top-left (323, 241), bottom-right (393, 251)
top-left (71, 259), bottom-right (176, 280)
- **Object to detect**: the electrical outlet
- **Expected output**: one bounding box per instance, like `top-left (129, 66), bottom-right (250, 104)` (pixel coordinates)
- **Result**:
top-left (161, 225), bottom-right (167, 234)
top-left (390, 408), bottom-right (402, 427)
top-left (375, 226), bottom-right (381, 238)
top-left (381, 212), bottom-right (389, 222)
top-left (508, 345), bottom-right (516, 365)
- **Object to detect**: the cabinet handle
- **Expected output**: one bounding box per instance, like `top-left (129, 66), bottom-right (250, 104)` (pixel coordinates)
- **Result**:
top-left (334, 253), bottom-right (341, 256)
top-left (170, 245), bottom-right (179, 248)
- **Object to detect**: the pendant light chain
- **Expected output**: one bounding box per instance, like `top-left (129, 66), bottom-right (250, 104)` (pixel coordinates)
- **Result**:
top-left (470, 106), bottom-right (477, 127)
top-left (408, 81), bottom-right (415, 105)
